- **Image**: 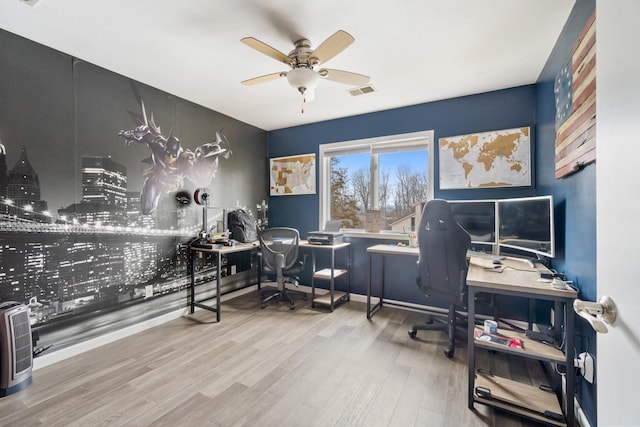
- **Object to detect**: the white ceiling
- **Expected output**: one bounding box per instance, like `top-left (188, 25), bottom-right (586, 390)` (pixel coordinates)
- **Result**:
top-left (1, 0), bottom-right (575, 131)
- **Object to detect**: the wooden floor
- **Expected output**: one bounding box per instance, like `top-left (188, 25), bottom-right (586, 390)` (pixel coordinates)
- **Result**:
top-left (0, 290), bottom-right (546, 427)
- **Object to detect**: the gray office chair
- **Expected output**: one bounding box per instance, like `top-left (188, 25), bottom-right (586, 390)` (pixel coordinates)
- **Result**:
top-left (408, 199), bottom-right (471, 358)
top-left (258, 227), bottom-right (308, 309)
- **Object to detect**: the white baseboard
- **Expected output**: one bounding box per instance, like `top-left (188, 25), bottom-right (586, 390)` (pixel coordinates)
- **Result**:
top-left (574, 396), bottom-right (592, 427)
top-left (31, 286), bottom-right (470, 371)
top-left (33, 308), bottom-right (185, 370)
top-left (33, 285), bottom-right (259, 370)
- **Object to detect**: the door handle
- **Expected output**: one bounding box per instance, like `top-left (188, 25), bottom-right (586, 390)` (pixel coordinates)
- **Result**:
top-left (573, 296), bottom-right (617, 333)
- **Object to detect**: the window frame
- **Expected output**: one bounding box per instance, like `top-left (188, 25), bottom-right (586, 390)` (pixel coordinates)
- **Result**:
top-left (318, 130), bottom-right (434, 236)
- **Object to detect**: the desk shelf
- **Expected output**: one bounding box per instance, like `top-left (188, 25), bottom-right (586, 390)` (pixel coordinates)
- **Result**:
top-left (467, 256), bottom-right (577, 426)
top-left (312, 291), bottom-right (348, 307)
top-left (301, 242), bottom-right (351, 312)
top-left (313, 268), bottom-right (348, 280)
top-left (475, 372), bottom-right (565, 427)
top-left (473, 326), bottom-right (566, 364)
top-left (312, 268), bottom-right (348, 308)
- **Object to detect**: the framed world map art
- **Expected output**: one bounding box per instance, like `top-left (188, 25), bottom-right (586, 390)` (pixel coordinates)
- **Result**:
top-left (438, 127), bottom-right (531, 190)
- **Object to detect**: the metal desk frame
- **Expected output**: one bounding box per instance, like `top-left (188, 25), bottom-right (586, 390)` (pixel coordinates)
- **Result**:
top-left (189, 241), bottom-right (258, 322)
top-left (300, 241), bottom-right (351, 311)
top-left (466, 257), bottom-right (577, 426)
top-left (366, 244), bottom-right (419, 319)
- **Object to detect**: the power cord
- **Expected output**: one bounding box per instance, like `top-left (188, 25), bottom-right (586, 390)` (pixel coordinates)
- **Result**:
top-left (33, 344), bottom-right (51, 357)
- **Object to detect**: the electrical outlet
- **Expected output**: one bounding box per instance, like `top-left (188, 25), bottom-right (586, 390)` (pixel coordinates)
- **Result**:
top-left (231, 265), bottom-right (237, 275)
top-left (582, 352), bottom-right (594, 383)
top-left (145, 285), bottom-right (153, 298)
top-left (576, 352), bottom-right (595, 383)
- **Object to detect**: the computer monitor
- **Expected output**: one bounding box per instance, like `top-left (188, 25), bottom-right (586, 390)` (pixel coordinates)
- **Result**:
top-left (448, 200), bottom-right (498, 246)
top-left (497, 195), bottom-right (555, 258)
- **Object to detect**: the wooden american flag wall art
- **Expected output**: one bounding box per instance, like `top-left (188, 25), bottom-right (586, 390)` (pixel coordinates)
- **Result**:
top-left (554, 11), bottom-right (596, 179)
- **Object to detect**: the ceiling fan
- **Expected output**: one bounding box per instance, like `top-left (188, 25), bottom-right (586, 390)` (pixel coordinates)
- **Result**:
top-left (241, 30), bottom-right (370, 105)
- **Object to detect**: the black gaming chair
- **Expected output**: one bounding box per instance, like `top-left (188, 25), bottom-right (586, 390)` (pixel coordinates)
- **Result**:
top-left (258, 227), bottom-right (308, 309)
top-left (408, 199), bottom-right (471, 358)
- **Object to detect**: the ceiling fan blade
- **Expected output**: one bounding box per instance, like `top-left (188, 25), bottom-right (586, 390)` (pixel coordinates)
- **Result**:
top-left (310, 30), bottom-right (355, 65)
top-left (319, 69), bottom-right (370, 87)
top-left (241, 72), bottom-right (286, 86)
top-left (241, 37), bottom-right (292, 65)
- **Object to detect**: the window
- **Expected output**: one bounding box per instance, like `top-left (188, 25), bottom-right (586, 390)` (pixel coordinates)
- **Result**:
top-left (319, 130), bottom-right (434, 233)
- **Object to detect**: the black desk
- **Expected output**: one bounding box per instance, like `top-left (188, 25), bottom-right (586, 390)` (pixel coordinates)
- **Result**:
top-left (300, 241), bottom-right (351, 311)
top-left (189, 241), bottom-right (259, 321)
top-left (466, 256), bottom-right (577, 426)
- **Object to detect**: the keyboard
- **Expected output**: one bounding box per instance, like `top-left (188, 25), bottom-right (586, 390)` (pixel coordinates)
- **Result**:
top-left (191, 242), bottom-right (222, 250)
top-left (467, 250), bottom-right (535, 267)
top-left (467, 250), bottom-right (504, 260)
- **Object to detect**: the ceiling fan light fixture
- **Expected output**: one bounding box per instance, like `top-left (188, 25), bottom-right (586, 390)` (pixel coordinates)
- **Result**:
top-left (286, 67), bottom-right (320, 100)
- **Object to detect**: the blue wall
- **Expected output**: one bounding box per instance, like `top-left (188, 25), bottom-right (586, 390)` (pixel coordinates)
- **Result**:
top-left (268, 1), bottom-right (598, 423)
top-left (535, 0), bottom-right (597, 424)
top-left (268, 85), bottom-right (537, 300)
top-left (269, 85), bottom-right (537, 229)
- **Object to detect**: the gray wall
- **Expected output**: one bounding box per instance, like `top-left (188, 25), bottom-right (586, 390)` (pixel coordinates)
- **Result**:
top-left (0, 29), bottom-right (268, 354)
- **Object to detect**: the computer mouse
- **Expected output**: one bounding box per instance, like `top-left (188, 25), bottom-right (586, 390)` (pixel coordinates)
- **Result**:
top-left (492, 259), bottom-right (502, 265)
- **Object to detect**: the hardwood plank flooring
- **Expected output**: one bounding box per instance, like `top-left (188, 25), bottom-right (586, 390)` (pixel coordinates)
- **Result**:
top-left (0, 291), bottom-right (544, 427)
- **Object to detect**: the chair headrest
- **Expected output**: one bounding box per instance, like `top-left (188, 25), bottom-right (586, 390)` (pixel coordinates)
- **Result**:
top-left (422, 199), bottom-right (456, 231)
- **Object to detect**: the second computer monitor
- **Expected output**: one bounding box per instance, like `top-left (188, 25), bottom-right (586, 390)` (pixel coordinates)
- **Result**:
top-left (497, 195), bottom-right (554, 258)
top-left (448, 200), bottom-right (498, 246)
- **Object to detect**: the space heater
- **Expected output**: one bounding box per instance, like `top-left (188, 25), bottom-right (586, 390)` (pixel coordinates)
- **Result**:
top-left (0, 302), bottom-right (33, 397)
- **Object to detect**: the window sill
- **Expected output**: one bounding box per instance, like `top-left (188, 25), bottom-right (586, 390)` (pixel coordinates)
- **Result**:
top-left (342, 230), bottom-right (411, 241)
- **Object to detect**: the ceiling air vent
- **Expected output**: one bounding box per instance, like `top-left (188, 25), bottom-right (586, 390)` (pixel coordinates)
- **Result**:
top-left (348, 85), bottom-right (376, 96)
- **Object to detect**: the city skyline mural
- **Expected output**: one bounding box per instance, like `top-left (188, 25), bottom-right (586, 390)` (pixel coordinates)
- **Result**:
top-left (0, 29), bottom-right (268, 356)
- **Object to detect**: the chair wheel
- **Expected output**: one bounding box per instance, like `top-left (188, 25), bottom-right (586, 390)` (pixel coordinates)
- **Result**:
top-left (444, 346), bottom-right (454, 358)
top-left (289, 305), bottom-right (295, 310)
top-left (408, 329), bottom-right (417, 339)
top-left (261, 304), bottom-right (266, 309)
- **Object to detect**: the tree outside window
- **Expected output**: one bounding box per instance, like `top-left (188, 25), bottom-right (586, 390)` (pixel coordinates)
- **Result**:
top-left (319, 131), bottom-right (434, 232)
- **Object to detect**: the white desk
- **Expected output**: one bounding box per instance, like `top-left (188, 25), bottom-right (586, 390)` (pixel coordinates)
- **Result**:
top-left (366, 244), bottom-right (419, 318)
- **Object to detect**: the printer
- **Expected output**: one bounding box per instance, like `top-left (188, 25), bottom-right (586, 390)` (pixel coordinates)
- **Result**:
top-left (308, 231), bottom-right (344, 245)
top-left (307, 220), bottom-right (344, 245)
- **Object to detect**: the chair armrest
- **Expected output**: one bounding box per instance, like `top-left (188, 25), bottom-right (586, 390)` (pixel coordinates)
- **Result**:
top-left (300, 252), bottom-right (309, 266)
